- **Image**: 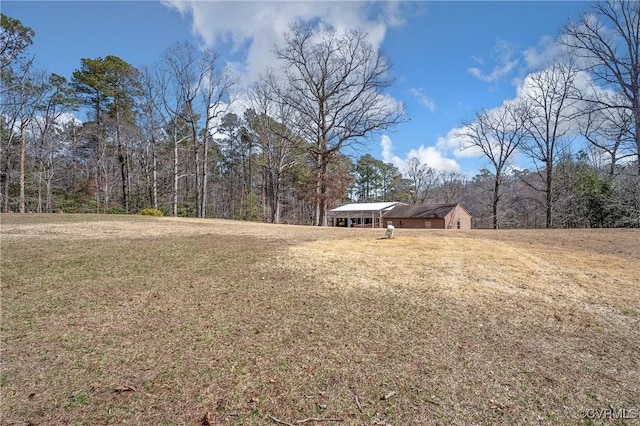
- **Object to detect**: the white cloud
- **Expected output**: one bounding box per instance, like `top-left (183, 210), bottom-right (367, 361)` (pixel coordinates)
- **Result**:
top-left (446, 24), bottom-right (631, 173)
top-left (410, 88), bottom-right (436, 112)
top-left (468, 38), bottom-right (519, 82)
top-left (56, 112), bottom-right (83, 126)
top-left (435, 63), bottom-right (602, 171)
top-left (523, 32), bottom-right (604, 74)
top-left (161, 1), bottom-right (403, 87)
top-left (436, 126), bottom-right (483, 159)
top-left (522, 35), bottom-right (568, 71)
top-left (381, 134), bottom-right (461, 174)
top-left (20, 112), bottom-right (82, 135)
top-left (381, 134), bottom-right (406, 169)
top-left (407, 145), bottom-right (461, 173)
top-left (519, 32), bottom-right (601, 84)
top-left (383, 1), bottom-right (407, 28)
top-left (448, 62), bottom-right (619, 171)
top-left (515, 66), bottom-right (611, 138)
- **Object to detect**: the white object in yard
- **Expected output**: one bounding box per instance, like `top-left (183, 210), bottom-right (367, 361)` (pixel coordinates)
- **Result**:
top-left (385, 224), bottom-right (395, 239)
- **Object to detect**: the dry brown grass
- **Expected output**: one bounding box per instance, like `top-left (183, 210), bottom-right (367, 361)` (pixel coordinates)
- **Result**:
top-left (1, 214), bottom-right (639, 425)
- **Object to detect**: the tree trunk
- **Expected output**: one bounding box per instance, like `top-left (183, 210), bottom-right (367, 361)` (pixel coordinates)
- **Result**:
top-left (493, 174), bottom-right (500, 229)
top-left (46, 171), bottom-right (53, 213)
top-left (194, 143), bottom-right (200, 218)
top-left (126, 139), bottom-right (132, 211)
top-left (3, 172), bottom-right (9, 212)
top-left (635, 100), bottom-right (640, 176)
top-left (190, 117), bottom-right (200, 218)
top-left (274, 170), bottom-right (283, 224)
top-left (173, 131), bottom-right (178, 217)
top-left (37, 166), bottom-right (43, 214)
top-left (274, 193), bottom-right (281, 224)
top-left (152, 141), bottom-right (158, 210)
top-left (116, 110), bottom-right (129, 212)
top-left (546, 164), bottom-right (553, 228)
top-left (246, 137), bottom-right (253, 220)
top-left (201, 135), bottom-right (208, 218)
top-left (314, 156), bottom-right (322, 226)
top-left (261, 170), bottom-right (267, 222)
top-left (318, 156), bottom-right (329, 226)
top-left (118, 146), bottom-right (128, 212)
top-left (19, 122), bottom-right (26, 213)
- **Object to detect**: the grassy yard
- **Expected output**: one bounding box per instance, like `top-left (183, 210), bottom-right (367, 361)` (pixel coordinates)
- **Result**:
top-left (1, 214), bottom-right (639, 425)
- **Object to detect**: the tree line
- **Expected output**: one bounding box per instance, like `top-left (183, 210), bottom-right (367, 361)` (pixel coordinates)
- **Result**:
top-left (458, 1), bottom-right (639, 228)
top-left (1, 1), bottom-right (639, 228)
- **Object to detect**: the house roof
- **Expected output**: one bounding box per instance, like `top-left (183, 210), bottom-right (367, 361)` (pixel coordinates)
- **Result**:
top-left (328, 202), bottom-right (403, 214)
top-left (383, 203), bottom-right (460, 219)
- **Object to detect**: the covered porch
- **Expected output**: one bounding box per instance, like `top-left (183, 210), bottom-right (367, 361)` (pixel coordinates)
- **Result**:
top-left (327, 202), bottom-right (403, 228)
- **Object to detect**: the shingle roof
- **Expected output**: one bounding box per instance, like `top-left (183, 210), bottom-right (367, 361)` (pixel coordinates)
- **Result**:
top-left (383, 203), bottom-right (458, 219)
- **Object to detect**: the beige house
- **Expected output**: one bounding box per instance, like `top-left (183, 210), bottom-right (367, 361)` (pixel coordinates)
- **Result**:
top-left (383, 203), bottom-right (472, 229)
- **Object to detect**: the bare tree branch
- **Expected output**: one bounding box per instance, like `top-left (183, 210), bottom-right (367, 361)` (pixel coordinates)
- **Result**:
top-left (274, 23), bottom-right (407, 225)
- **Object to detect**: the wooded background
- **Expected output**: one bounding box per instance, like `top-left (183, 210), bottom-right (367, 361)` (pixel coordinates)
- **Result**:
top-left (2, 1), bottom-right (639, 228)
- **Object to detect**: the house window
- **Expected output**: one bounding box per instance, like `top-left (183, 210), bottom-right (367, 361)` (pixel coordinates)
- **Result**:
top-left (457, 219), bottom-right (461, 229)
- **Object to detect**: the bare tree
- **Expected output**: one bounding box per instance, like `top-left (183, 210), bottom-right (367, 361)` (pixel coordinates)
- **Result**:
top-left (580, 91), bottom-right (636, 175)
top-left (563, 0), bottom-right (640, 174)
top-left (274, 23), bottom-right (406, 226)
top-left (519, 62), bottom-right (581, 228)
top-left (199, 49), bottom-right (234, 218)
top-left (163, 42), bottom-right (205, 217)
top-left (435, 171), bottom-right (466, 204)
top-left (162, 42), bottom-right (233, 218)
top-left (460, 100), bottom-right (527, 228)
top-left (246, 75), bottom-right (303, 223)
top-left (1, 58), bottom-right (44, 213)
top-left (32, 74), bottom-right (78, 212)
top-left (1, 15), bottom-right (35, 212)
top-left (405, 157), bottom-right (439, 204)
top-left (157, 52), bottom-right (192, 217)
top-left (138, 66), bottom-right (165, 210)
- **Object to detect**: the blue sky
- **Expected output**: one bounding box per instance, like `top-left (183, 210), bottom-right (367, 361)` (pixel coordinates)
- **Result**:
top-left (3, 1), bottom-right (593, 176)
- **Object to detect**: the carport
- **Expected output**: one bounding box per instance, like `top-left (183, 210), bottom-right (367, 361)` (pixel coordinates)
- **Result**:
top-left (328, 202), bottom-right (404, 228)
